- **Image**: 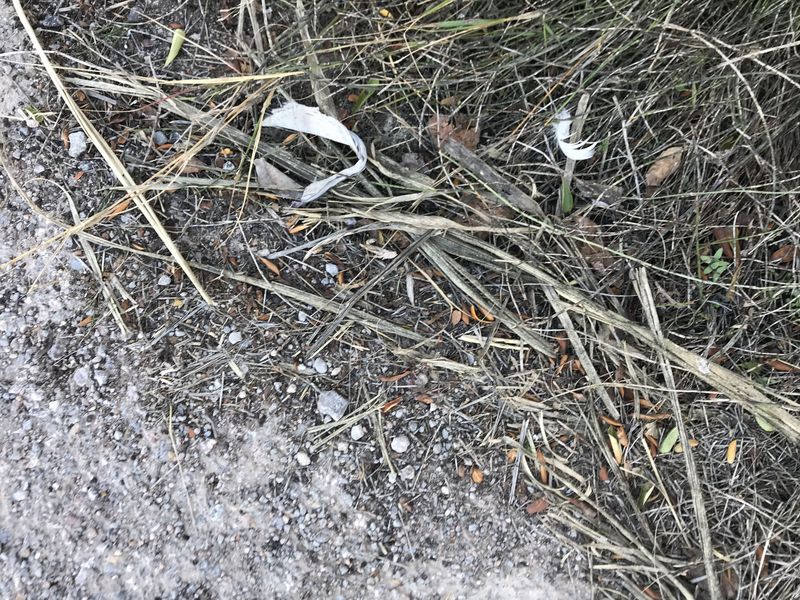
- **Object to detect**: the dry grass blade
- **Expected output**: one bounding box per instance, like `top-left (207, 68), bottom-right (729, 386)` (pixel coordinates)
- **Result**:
top-left (633, 268), bottom-right (722, 600)
top-left (12, 0), bottom-right (215, 305)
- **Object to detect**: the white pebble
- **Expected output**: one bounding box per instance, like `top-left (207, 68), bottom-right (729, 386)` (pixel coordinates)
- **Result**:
top-left (297, 311), bottom-right (308, 323)
top-left (286, 383), bottom-right (297, 394)
top-left (157, 274), bottom-right (171, 286)
top-left (312, 357), bottom-right (328, 374)
top-left (325, 263), bottom-right (339, 276)
top-left (350, 425), bottom-right (365, 441)
top-left (295, 451), bottom-right (311, 466)
top-left (399, 465), bottom-right (415, 480)
top-left (68, 131), bottom-right (88, 158)
top-left (228, 331), bottom-right (242, 344)
top-left (390, 435), bottom-right (410, 453)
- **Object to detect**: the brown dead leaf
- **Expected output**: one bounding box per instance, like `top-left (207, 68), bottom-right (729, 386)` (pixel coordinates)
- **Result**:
top-left (78, 316), bottom-right (93, 327)
top-left (470, 467), bottom-right (484, 484)
top-left (526, 497), bottom-right (550, 515)
top-left (599, 465), bottom-right (609, 481)
top-left (381, 396), bottom-right (403, 413)
top-left (601, 415), bottom-right (623, 427)
top-left (415, 393), bottom-right (433, 405)
top-left (645, 146), bottom-right (683, 187)
top-left (770, 244), bottom-right (798, 264)
top-left (258, 257), bottom-right (281, 277)
top-left (536, 449), bottom-right (548, 484)
top-left (765, 358), bottom-right (799, 372)
top-left (450, 309), bottom-right (462, 326)
top-left (378, 370), bottom-right (411, 383)
top-left (427, 115), bottom-right (480, 150)
top-left (107, 198), bottom-right (131, 218)
top-left (713, 227), bottom-right (738, 260)
top-left (639, 413), bottom-right (672, 422)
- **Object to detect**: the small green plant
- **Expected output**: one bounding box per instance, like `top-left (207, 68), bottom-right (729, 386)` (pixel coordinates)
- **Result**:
top-left (700, 248), bottom-right (729, 282)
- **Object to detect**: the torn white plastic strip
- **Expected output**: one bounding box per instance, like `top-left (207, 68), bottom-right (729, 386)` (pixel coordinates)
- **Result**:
top-left (262, 102), bottom-right (367, 206)
top-left (552, 108), bottom-right (598, 161)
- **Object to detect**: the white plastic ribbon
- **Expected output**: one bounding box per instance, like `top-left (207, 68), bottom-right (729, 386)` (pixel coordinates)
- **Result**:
top-left (262, 102), bottom-right (367, 206)
top-left (552, 108), bottom-right (598, 161)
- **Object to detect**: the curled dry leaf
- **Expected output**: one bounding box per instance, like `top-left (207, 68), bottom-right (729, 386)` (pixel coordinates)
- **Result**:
top-left (645, 146), bottom-right (683, 187)
top-left (378, 370), bottom-right (411, 383)
top-left (258, 257), bottom-right (281, 276)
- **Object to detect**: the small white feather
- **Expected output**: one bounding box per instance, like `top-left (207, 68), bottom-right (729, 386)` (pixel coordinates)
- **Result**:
top-left (552, 108), bottom-right (597, 161)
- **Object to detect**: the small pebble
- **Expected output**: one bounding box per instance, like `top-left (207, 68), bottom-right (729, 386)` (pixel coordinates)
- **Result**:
top-left (72, 366), bottom-right (92, 388)
top-left (152, 131), bottom-right (168, 145)
top-left (295, 451), bottom-right (311, 466)
top-left (297, 311), bottom-right (308, 324)
top-left (350, 425), bottom-right (365, 441)
top-left (11, 490), bottom-right (27, 502)
top-left (33, 164), bottom-right (46, 175)
top-left (325, 263), bottom-right (339, 277)
top-left (41, 15), bottom-right (64, 28)
top-left (399, 465), bottom-right (415, 480)
top-left (157, 274), bottom-right (171, 286)
top-left (68, 131), bottom-right (88, 158)
top-left (228, 331), bottom-right (242, 344)
top-left (317, 390), bottom-right (348, 421)
top-left (390, 435), bottom-right (410, 453)
top-left (312, 357), bottom-right (328, 374)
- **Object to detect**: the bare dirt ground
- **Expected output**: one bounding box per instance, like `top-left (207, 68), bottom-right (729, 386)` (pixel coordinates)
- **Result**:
top-left (0, 2), bottom-right (590, 598)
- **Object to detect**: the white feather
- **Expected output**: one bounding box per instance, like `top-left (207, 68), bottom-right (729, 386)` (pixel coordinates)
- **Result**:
top-left (552, 108), bottom-right (597, 161)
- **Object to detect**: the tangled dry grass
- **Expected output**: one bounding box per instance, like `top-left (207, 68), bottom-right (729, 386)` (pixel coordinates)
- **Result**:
top-left (7, 0), bottom-right (800, 598)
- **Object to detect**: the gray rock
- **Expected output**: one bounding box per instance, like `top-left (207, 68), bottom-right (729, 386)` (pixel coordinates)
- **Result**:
top-left (350, 424), bottom-right (365, 441)
top-left (228, 331), bottom-right (242, 345)
top-left (317, 389), bottom-right (348, 421)
top-left (68, 131), bottom-right (88, 158)
top-left (399, 465), bottom-right (415, 480)
top-left (156, 274), bottom-right (171, 286)
top-left (152, 131), bottom-right (168, 146)
top-left (325, 263), bottom-right (339, 277)
top-left (312, 357), bottom-right (328, 374)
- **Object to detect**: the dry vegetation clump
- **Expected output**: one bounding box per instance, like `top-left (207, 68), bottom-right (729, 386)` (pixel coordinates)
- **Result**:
top-left (7, 0), bottom-right (800, 597)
